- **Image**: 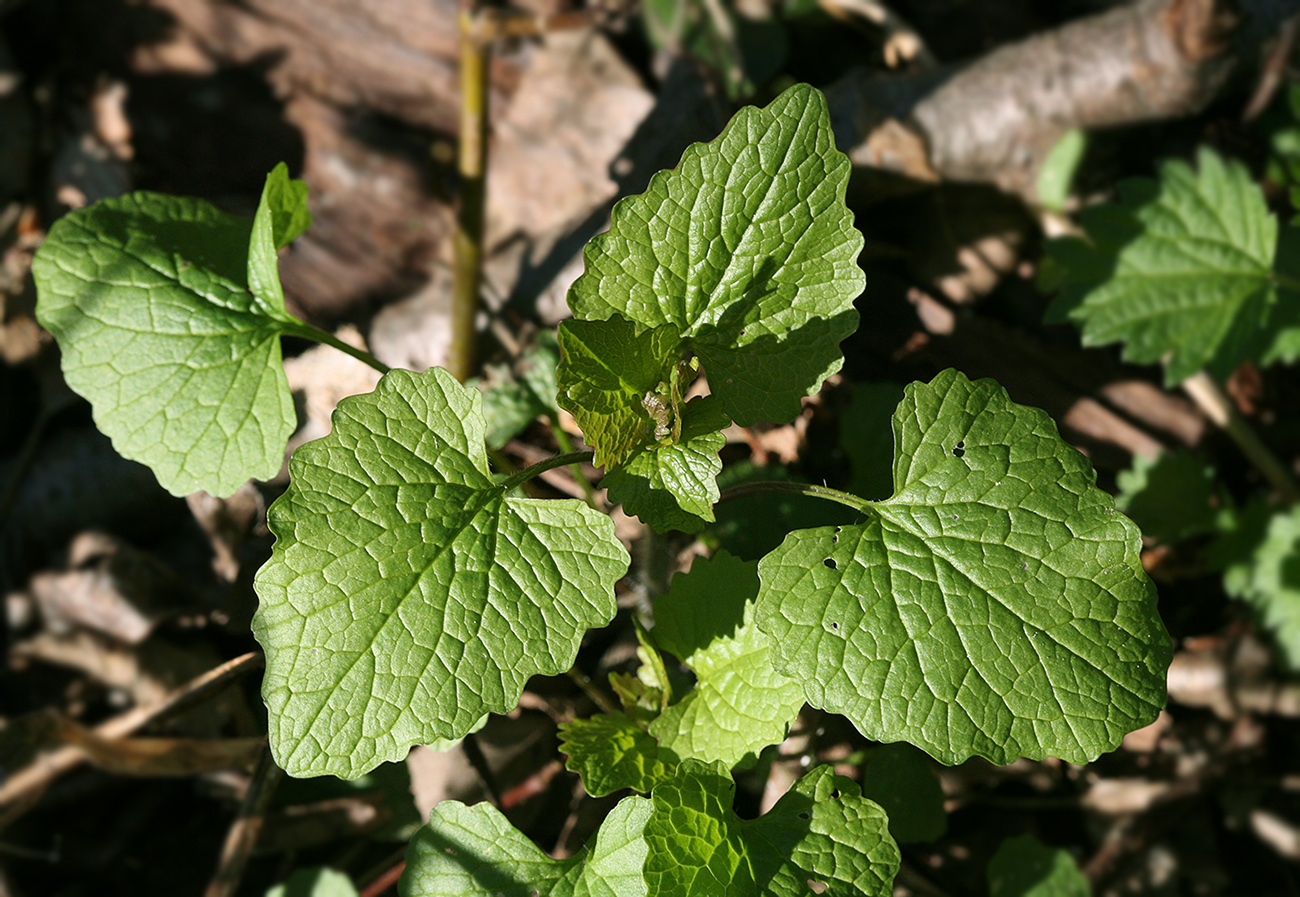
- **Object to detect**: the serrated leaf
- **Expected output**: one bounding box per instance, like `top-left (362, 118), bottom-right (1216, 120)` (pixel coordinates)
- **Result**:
top-left (252, 368), bottom-right (629, 778)
top-left (987, 834), bottom-right (1090, 897)
top-left (33, 191), bottom-right (299, 497)
top-left (557, 316), bottom-right (681, 468)
top-left (604, 397), bottom-right (729, 533)
top-left (1045, 147), bottom-right (1278, 385)
top-left (568, 83), bottom-right (862, 426)
top-left (401, 795), bottom-right (650, 897)
top-left (267, 867), bottom-right (358, 897)
top-left (560, 712), bottom-right (676, 797)
top-left (756, 369), bottom-right (1170, 766)
top-left (859, 743), bottom-right (947, 844)
top-left (648, 552), bottom-right (804, 767)
top-left (1114, 450), bottom-right (1218, 544)
top-left (1213, 502), bottom-right (1300, 669)
top-left (643, 761), bottom-right (899, 897)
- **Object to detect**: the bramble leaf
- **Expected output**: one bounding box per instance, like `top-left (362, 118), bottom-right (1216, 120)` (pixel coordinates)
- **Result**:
top-left (648, 552), bottom-right (804, 766)
top-left (252, 368), bottom-right (629, 778)
top-left (557, 316), bottom-right (681, 468)
top-left (1213, 502), bottom-right (1300, 669)
top-left (1045, 148), bottom-right (1280, 385)
top-left (756, 369), bottom-right (1170, 765)
top-left (402, 794), bottom-right (651, 897)
top-left (33, 189), bottom-right (300, 497)
top-left (643, 761), bottom-right (899, 897)
top-left (568, 82), bottom-right (862, 426)
top-left (559, 712), bottom-right (676, 797)
top-left (987, 834), bottom-right (1090, 897)
top-left (603, 397), bottom-right (729, 533)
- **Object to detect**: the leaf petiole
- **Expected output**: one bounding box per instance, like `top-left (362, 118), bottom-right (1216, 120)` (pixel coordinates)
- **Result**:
top-left (717, 479), bottom-right (873, 513)
top-left (498, 450), bottom-right (596, 493)
top-left (280, 319), bottom-right (392, 375)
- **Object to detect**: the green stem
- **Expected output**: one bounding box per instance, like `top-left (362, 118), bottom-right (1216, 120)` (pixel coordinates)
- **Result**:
top-left (499, 451), bottom-right (594, 493)
top-left (566, 667), bottom-right (619, 716)
top-left (450, 6), bottom-right (490, 383)
top-left (1181, 370), bottom-right (1300, 503)
top-left (282, 320), bottom-right (391, 375)
top-left (717, 479), bottom-right (873, 513)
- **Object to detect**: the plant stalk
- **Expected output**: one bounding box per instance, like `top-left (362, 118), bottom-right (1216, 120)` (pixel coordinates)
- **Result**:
top-left (282, 320), bottom-right (391, 375)
top-left (718, 479), bottom-right (873, 513)
top-left (1181, 370), bottom-right (1300, 503)
top-left (450, 5), bottom-right (490, 383)
top-left (499, 451), bottom-right (595, 493)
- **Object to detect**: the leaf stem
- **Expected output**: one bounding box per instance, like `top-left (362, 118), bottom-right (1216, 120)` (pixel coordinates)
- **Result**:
top-left (1181, 370), bottom-right (1300, 503)
top-left (499, 451), bottom-right (595, 493)
top-left (550, 422), bottom-right (599, 508)
top-left (717, 480), bottom-right (872, 513)
top-left (281, 320), bottom-right (392, 375)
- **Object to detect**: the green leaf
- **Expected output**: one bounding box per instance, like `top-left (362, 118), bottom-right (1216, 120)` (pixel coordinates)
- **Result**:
top-left (859, 743), bottom-right (947, 844)
top-left (1045, 147), bottom-right (1278, 385)
top-left (648, 552), bottom-right (804, 767)
top-left (642, 761), bottom-right (899, 897)
top-left (401, 794), bottom-right (651, 897)
top-left (1213, 502), bottom-right (1300, 669)
top-left (252, 368), bottom-right (630, 778)
top-left (603, 397), bottom-right (729, 533)
top-left (560, 712), bottom-right (676, 797)
top-left (756, 369), bottom-right (1170, 765)
top-left (568, 83), bottom-right (862, 426)
top-left (708, 461), bottom-right (858, 561)
top-left (1036, 129), bottom-right (1088, 212)
top-left (33, 191), bottom-right (299, 497)
top-left (557, 316), bottom-right (681, 468)
top-left (264, 162), bottom-right (313, 249)
top-left (267, 867), bottom-right (358, 897)
top-left (1114, 450), bottom-right (1218, 544)
top-left (987, 834), bottom-right (1090, 897)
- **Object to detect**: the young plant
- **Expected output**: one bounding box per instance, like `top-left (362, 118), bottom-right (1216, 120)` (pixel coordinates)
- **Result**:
top-left (34, 83), bottom-right (1169, 895)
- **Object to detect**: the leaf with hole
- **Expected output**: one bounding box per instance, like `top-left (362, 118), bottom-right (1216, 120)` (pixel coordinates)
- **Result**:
top-left (756, 369), bottom-right (1169, 765)
top-left (252, 367), bottom-right (629, 778)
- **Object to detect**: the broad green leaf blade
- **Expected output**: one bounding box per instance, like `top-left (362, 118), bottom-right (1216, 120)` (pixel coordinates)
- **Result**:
top-left (987, 834), bottom-right (1090, 897)
top-left (648, 552), bottom-right (804, 766)
top-left (756, 369), bottom-right (1170, 766)
top-left (252, 368), bottom-right (629, 778)
top-left (859, 743), bottom-right (947, 844)
top-left (401, 795), bottom-right (651, 897)
top-left (603, 397), bottom-right (728, 533)
top-left (557, 317), bottom-right (681, 468)
top-left (267, 867), bottom-right (358, 897)
top-left (1044, 147), bottom-right (1277, 385)
top-left (643, 761), bottom-right (899, 897)
top-left (1213, 502), bottom-right (1300, 669)
top-left (247, 163), bottom-right (311, 306)
top-left (559, 712), bottom-right (676, 797)
top-left (569, 83), bottom-right (862, 426)
top-left (1115, 450), bottom-right (1218, 544)
top-left (33, 191), bottom-right (298, 497)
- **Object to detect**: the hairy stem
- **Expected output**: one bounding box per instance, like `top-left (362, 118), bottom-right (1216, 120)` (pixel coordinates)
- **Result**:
top-left (1181, 371), bottom-right (1300, 503)
top-left (282, 320), bottom-right (392, 375)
